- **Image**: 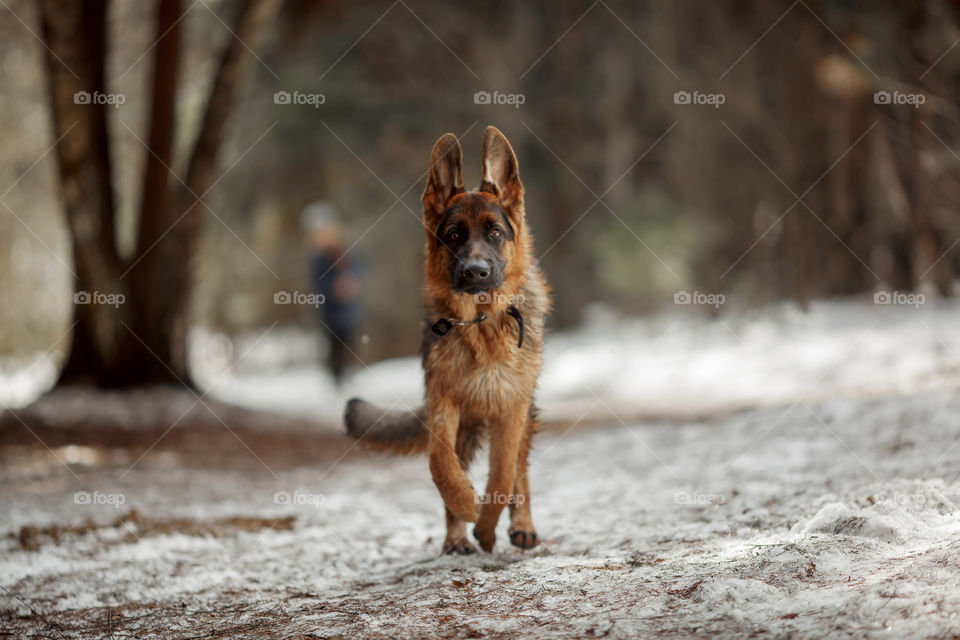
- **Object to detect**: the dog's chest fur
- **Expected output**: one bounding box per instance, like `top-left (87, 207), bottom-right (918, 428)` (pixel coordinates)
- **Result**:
top-left (422, 273), bottom-right (547, 418)
top-left (425, 315), bottom-right (539, 415)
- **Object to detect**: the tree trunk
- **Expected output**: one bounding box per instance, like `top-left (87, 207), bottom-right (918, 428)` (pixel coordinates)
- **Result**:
top-left (130, 0), bottom-right (281, 385)
top-left (136, 0), bottom-right (182, 266)
top-left (39, 0), bottom-right (133, 385)
top-left (40, 0), bottom-right (280, 388)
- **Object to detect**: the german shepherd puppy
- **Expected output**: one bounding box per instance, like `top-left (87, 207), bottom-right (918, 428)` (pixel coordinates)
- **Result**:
top-left (345, 126), bottom-right (550, 554)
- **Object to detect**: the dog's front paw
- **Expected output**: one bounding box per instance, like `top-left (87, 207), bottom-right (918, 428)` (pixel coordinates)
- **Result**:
top-left (508, 527), bottom-right (540, 549)
top-left (473, 524), bottom-right (496, 552)
top-left (443, 538), bottom-right (478, 555)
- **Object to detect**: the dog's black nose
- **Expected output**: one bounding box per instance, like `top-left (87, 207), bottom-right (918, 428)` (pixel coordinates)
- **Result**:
top-left (463, 260), bottom-right (491, 282)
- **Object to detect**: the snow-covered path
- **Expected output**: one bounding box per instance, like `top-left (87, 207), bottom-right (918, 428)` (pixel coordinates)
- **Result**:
top-left (7, 297), bottom-right (960, 428)
top-left (4, 388), bottom-right (960, 638)
top-left (195, 297), bottom-right (960, 427)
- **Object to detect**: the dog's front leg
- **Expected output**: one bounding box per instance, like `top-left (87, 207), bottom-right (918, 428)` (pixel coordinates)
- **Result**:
top-left (427, 396), bottom-right (480, 523)
top-left (474, 403), bottom-right (528, 551)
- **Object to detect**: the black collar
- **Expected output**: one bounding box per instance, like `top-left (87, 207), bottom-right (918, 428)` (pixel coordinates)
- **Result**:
top-left (431, 305), bottom-right (525, 348)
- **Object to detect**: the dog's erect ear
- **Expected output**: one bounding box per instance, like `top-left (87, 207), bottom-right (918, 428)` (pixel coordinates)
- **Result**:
top-left (480, 126), bottom-right (523, 210)
top-left (423, 133), bottom-right (464, 222)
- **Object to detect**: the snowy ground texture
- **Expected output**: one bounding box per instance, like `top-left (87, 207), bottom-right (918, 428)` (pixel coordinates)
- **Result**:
top-left (193, 297), bottom-right (960, 426)
top-left (4, 298), bottom-right (960, 638)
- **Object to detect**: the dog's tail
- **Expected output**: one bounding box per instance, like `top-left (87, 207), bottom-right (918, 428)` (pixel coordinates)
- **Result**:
top-left (343, 398), bottom-right (429, 454)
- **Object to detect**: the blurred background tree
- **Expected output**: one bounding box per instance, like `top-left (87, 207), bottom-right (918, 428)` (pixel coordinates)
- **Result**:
top-left (38, 0), bottom-right (280, 386)
top-left (3, 0), bottom-right (960, 385)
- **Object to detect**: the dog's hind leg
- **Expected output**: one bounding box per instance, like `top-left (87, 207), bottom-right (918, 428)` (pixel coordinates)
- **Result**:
top-left (443, 424), bottom-right (482, 554)
top-left (508, 410), bottom-right (540, 549)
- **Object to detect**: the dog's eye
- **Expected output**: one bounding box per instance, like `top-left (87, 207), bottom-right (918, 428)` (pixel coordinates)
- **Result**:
top-left (489, 229), bottom-right (501, 239)
top-left (449, 231), bottom-right (460, 242)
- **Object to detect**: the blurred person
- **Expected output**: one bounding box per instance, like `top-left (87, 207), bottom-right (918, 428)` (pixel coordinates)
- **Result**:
top-left (302, 202), bottom-right (362, 384)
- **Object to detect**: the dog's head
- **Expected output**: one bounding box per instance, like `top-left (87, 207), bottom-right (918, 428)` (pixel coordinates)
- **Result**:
top-left (422, 127), bottom-right (526, 301)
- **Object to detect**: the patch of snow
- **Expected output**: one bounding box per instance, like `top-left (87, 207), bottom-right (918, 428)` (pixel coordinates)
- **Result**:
top-left (5, 297), bottom-right (960, 430)
top-left (198, 296), bottom-right (960, 426)
top-left (4, 390), bottom-right (960, 636)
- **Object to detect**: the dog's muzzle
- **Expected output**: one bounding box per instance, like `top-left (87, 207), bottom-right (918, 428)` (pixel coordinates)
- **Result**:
top-left (454, 259), bottom-right (501, 293)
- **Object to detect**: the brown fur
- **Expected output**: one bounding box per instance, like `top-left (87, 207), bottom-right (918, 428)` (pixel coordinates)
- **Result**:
top-left (345, 126), bottom-right (550, 554)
